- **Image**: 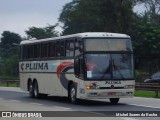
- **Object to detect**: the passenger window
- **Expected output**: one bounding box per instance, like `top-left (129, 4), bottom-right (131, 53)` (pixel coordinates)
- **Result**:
top-left (21, 46), bottom-right (24, 59)
top-left (41, 43), bottom-right (48, 58)
top-left (48, 42), bottom-right (56, 57)
top-left (21, 45), bottom-right (27, 60)
top-left (55, 41), bottom-right (65, 57)
top-left (27, 45), bottom-right (34, 59)
top-left (75, 39), bottom-right (83, 56)
top-left (65, 40), bottom-right (75, 57)
top-left (34, 44), bottom-right (40, 58)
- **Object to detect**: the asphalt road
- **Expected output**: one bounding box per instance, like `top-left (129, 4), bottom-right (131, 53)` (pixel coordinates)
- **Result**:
top-left (0, 87), bottom-right (160, 120)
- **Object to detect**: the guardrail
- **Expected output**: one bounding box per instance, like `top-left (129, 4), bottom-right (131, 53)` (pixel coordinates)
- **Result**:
top-left (135, 83), bottom-right (160, 97)
top-left (0, 80), bottom-right (20, 87)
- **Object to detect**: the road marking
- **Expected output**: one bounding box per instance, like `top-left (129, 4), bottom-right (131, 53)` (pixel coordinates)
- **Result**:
top-left (53, 106), bottom-right (71, 110)
top-left (10, 100), bottom-right (21, 103)
top-left (29, 103), bottom-right (43, 106)
top-left (86, 111), bottom-right (107, 116)
top-left (129, 104), bottom-right (160, 109)
top-left (121, 117), bottom-right (138, 120)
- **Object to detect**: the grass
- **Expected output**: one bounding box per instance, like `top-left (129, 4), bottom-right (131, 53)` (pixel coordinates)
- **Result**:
top-left (0, 74), bottom-right (19, 87)
top-left (134, 90), bottom-right (160, 98)
top-left (0, 83), bottom-right (19, 87)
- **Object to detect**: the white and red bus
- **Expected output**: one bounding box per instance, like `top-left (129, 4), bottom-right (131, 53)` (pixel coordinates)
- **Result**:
top-left (19, 32), bottom-right (134, 104)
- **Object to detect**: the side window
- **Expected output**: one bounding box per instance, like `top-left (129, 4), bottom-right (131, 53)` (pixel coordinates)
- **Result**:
top-left (74, 58), bottom-right (80, 77)
top-left (48, 42), bottom-right (55, 57)
top-left (79, 57), bottom-right (84, 79)
top-left (75, 39), bottom-right (83, 56)
top-left (34, 44), bottom-right (40, 58)
top-left (74, 56), bottom-right (84, 79)
top-left (27, 45), bottom-right (34, 59)
top-left (65, 40), bottom-right (75, 57)
top-left (23, 45), bottom-right (27, 60)
top-left (55, 41), bottom-right (65, 57)
top-left (41, 43), bottom-right (48, 58)
top-left (20, 46), bottom-right (23, 60)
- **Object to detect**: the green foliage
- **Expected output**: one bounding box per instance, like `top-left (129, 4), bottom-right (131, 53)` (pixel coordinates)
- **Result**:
top-left (136, 0), bottom-right (160, 14)
top-left (59, 0), bottom-right (160, 79)
top-left (59, 0), bottom-right (135, 35)
top-left (1, 31), bottom-right (21, 46)
top-left (0, 49), bottom-right (19, 77)
top-left (0, 83), bottom-right (19, 87)
top-left (135, 70), bottom-right (149, 82)
top-left (0, 0), bottom-right (160, 82)
top-left (136, 0), bottom-right (160, 24)
top-left (131, 13), bottom-right (160, 73)
top-left (25, 24), bottom-right (59, 39)
top-left (0, 31), bottom-right (21, 58)
top-left (0, 31), bottom-right (21, 77)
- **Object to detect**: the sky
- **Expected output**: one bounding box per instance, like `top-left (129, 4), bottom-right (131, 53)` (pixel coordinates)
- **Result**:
top-left (0, 0), bottom-right (144, 38)
top-left (0, 0), bottom-right (72, 37)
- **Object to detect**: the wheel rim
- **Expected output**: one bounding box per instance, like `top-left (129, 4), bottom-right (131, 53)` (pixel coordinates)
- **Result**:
top-left (34, 83), bottom-right (38, 97)
top-left (71, 88), bottom-right (75, 101)
top-left (29, 82), bottom-right (33, 93)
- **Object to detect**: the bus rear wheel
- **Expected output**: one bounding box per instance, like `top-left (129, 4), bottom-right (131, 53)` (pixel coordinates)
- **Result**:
top-left (33, 81), bottom-right (39, 98)
top-left (33, 81), bottom-right (47, 99)
top-left (28, 81), bottom-right (34, 98)
top-left (109, 98), bottom-right (120, 104)
top-left (69, 84), bottom-right (77, 104)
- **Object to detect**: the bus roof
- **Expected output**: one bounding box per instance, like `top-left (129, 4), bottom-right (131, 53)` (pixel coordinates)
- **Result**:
top-left (20, 32), bottom-right (130, 45)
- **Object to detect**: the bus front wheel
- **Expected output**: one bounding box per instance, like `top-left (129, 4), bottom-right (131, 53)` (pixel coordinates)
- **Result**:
top-left (109, 98), bottom-right (120, 104)
top-left (69, 84), bottom-right (77, 104)
top-left (109, 98), bottom-right (119, 104)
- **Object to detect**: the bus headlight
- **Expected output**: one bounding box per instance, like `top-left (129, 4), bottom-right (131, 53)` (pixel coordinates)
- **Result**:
top-left (125, 85), bottom-right (134, 89)
top-left (86, 85), bottom-right (100, 90)
top-left (86, 86), bottom-right (91, 90)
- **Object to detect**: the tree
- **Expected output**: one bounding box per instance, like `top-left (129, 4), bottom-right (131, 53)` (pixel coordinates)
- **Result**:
top-left (1, 31), bottom-right (21, 47)
top-left (59, 0), bottom-right (136, 35)
top-left (0, 31), bottom-right (21, 57)
top-left (0, 31), bottom-right (21, 77)
top-left (131, 13), bottom-right (160, 73)
top-left (25, 24), bottom-right (59, 39)
top-left (137, 0), bottom-right (160, 14)
top-left (136, 0), bottom-right (160, 24)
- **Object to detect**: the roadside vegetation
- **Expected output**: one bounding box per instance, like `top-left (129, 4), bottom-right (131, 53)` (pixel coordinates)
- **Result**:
top-left (0, 0), bottom-right (160, 84)
top-left (134, 90), bottom-right (160, 98)
top-left (0, 83), bottom-right (19, 87)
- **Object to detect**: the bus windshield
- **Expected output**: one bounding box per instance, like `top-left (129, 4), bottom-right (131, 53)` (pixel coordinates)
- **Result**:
top-left (85, 54), bottom-right (134, 80)
top-left (85, 38), bottom-right (132, 51)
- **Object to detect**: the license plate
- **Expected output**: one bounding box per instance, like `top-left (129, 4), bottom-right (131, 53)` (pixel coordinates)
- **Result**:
top-left (107, 92), bottom-right (116, 96)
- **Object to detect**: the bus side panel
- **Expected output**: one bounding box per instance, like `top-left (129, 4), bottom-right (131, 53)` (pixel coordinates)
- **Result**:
top-left (20, 73), bottom-right (30, 92)
top-left (30, 73), bottom-right (63, 96)
top-left (20, 59), bottom-right (83, 97)
top-left (45, 73), bottom-right (62, 96)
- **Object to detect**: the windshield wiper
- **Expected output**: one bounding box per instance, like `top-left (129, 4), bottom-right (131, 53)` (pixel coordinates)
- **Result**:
top-left (100, 55), bottom-right (125, 80)
top-left (99, 59), bottom-right (112, 80)
top-left (111, 58), bottom-right (125, 80)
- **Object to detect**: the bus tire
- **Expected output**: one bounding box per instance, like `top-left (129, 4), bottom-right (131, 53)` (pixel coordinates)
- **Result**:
top-left (109, 98), bottom-right (120, 104)
top-left (28, 81), bottom-right (34, 98)
top-left (33, 81), bottom-right (40, 99)
top-left (69, 84), bottom-right (77, 104)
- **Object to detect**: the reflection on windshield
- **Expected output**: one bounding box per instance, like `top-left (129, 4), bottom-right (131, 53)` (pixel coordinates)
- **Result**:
top-left (85, 54), bottom-right (134, 80)
top-left (85, 39), bottom-right (132, 51)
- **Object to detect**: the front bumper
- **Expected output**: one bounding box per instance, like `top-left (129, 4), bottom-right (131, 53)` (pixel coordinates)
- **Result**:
top-left (79, 89), bottom-right (134, 100)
